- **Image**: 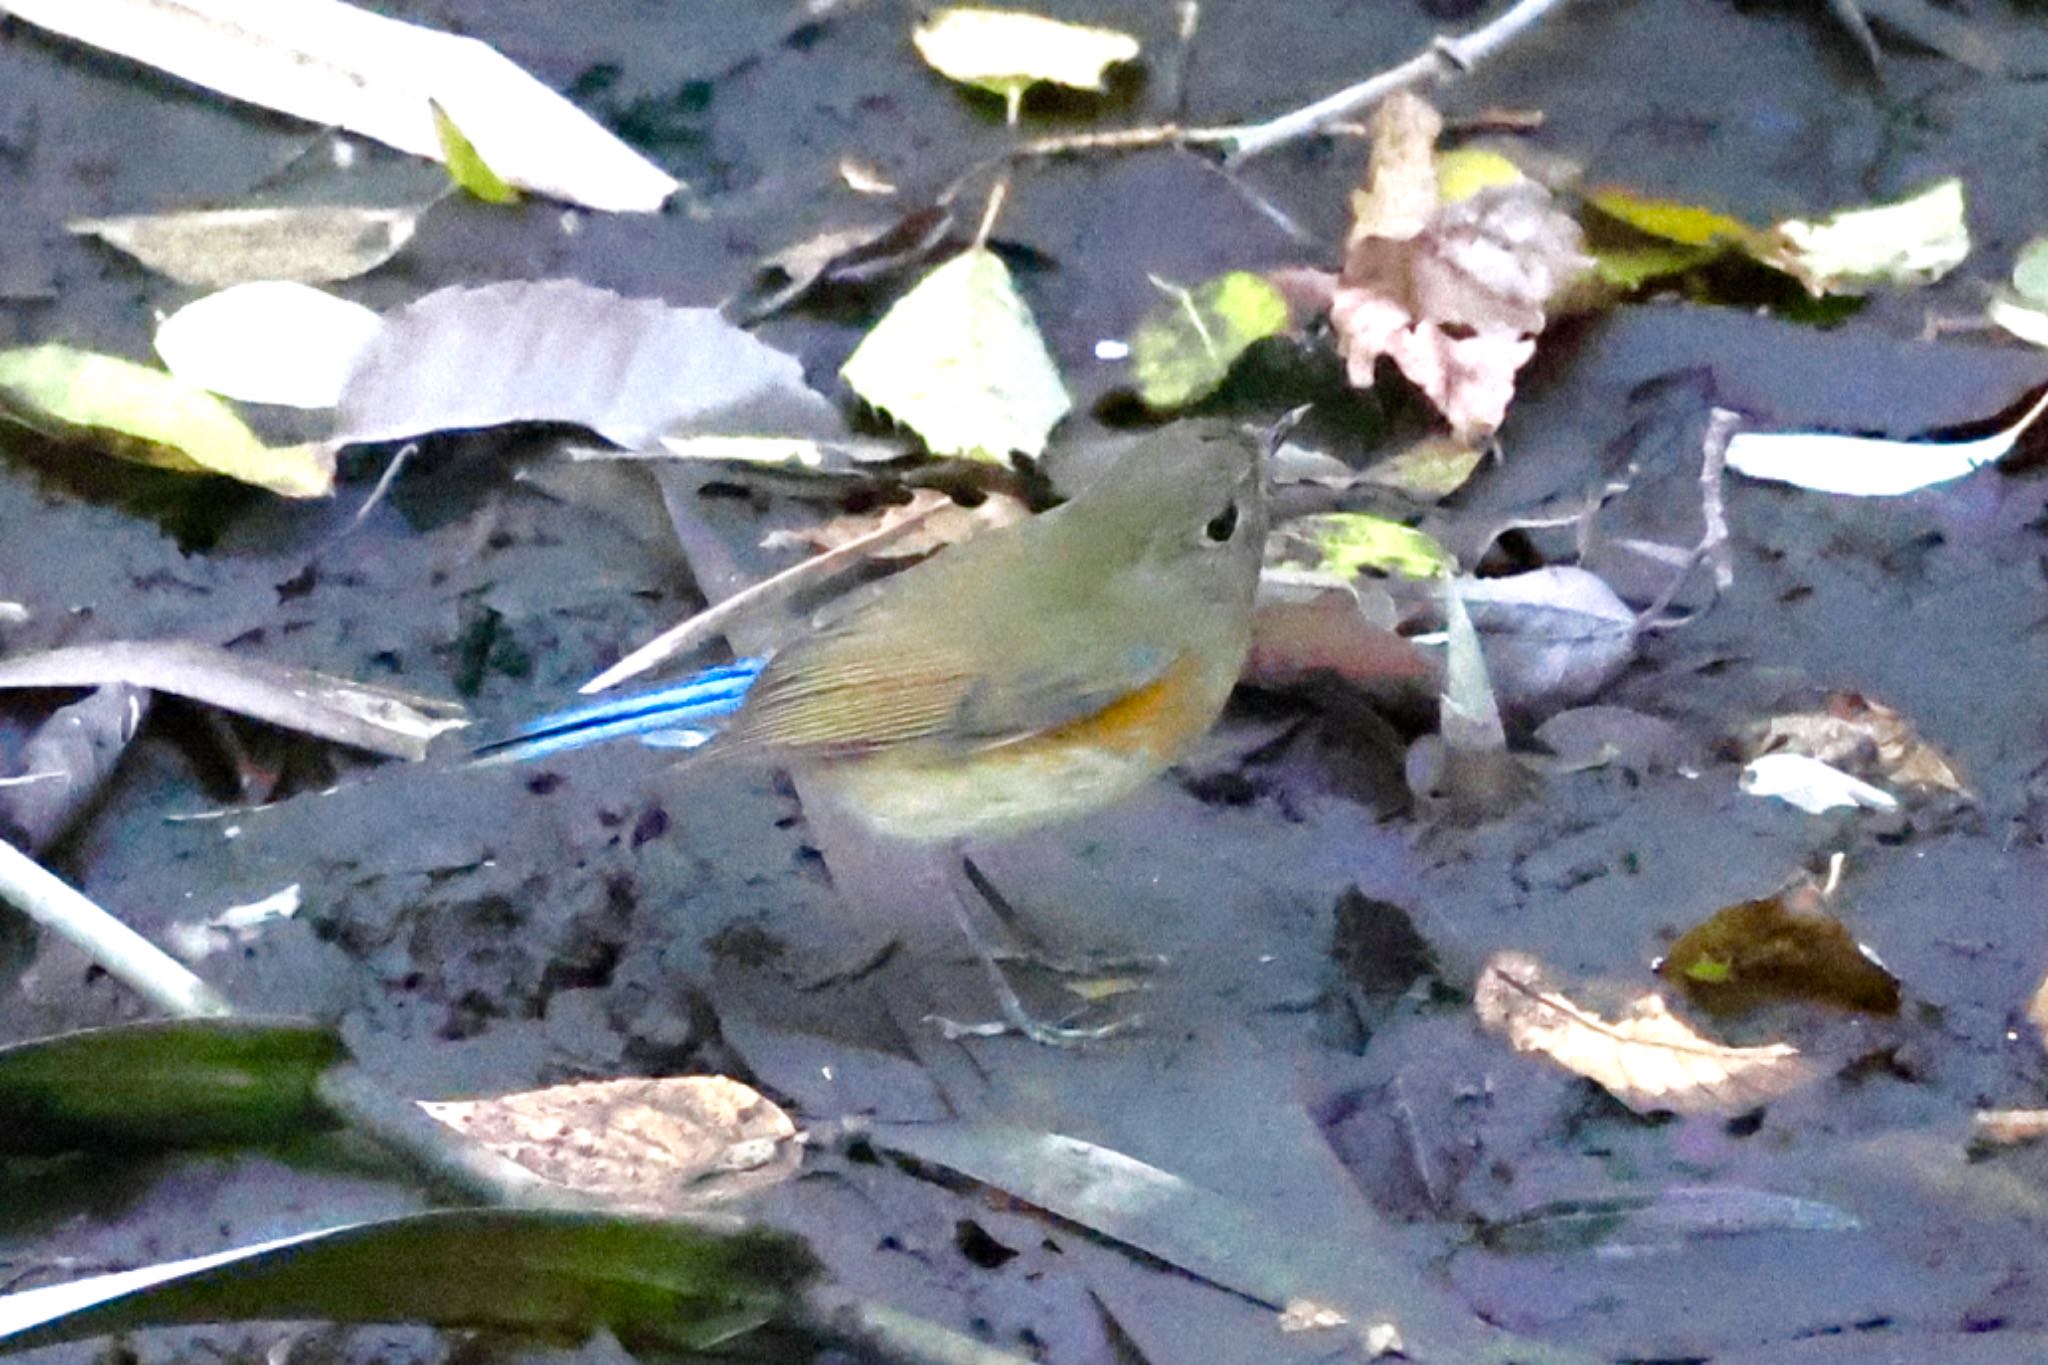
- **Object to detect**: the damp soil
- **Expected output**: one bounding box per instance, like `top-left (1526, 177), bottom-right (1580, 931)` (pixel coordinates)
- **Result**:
top-left (8, 1), bottom-right (2048, 1362)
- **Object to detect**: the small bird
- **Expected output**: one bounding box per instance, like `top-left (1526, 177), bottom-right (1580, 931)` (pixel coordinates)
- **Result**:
top-left (477, 418), bottom-right (1269, 1042)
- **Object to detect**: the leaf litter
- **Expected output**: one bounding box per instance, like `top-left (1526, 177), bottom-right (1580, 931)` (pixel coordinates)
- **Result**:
top-left (12, 0), bottom-right (2048, 1360)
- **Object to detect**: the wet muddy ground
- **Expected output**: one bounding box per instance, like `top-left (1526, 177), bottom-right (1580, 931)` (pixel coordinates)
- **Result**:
top-left (8, 1), bottom-right (2048, 1361)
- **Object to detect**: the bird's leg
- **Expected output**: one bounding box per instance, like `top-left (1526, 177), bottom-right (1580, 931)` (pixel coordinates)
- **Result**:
top-left (954, 856), bottom-right (1168, 977)
top-left (926, 849), bottom-right (1139, 1047)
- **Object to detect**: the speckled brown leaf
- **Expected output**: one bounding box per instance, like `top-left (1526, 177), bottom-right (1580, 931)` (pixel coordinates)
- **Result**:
top-left (420, 1076), bottom-right (800, 1214)
top-left (1475, 951), bottom-right (1819, 1116)
top-left (1751, 692), bottom-right (1970, 800)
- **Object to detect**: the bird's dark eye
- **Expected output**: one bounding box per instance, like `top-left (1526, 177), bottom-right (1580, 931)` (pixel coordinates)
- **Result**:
top-left (1204, 503), bottom-right (1239, 543)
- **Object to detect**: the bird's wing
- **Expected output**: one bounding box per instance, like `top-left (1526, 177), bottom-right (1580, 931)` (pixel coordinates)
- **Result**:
top-left (721, 599), bottom-right (1175, 758)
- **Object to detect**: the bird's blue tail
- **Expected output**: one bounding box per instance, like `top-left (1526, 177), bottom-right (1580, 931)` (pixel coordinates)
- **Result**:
top-left (470, 657), bottom-right (767, 766)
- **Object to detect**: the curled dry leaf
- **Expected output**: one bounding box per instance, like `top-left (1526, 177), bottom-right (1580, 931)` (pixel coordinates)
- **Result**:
top-left (739, 204), bottom-right (955, 324)
top-left (760, 488), bottom-right (1030, 560)
top-left (1475, 951), bottom-right (1819, 1116)
top-left (1331, 93), bottom-right (1590, 442)
top-left (421, 1076), bottom-right (800, 1214)
top-left (1455, 566), bottom-right (1639, 712)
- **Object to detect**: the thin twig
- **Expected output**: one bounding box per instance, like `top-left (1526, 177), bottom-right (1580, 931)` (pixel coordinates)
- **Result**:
top-left (1697, 407), bottom-right (1738, 594)
top-left (1217, 0), bottom-right (1578, 161)
top-left (580, 491), bottom-right (952, 695)
top-left (0, 836), bottom-right (232, 1018)
top-left (935, 0), bottom-right (1575, 209)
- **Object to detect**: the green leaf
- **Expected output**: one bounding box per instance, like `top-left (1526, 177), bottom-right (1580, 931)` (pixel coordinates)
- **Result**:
top-left (1301, 512), bottom-right (1455, 579)
top-left (0, 1018), bottom-right (344, 1156)
top-left (1586, 240), bottom-right (1720, 290)
top-left (432, 99), bottom-right (520, 205)
top-left (841, 246), bottom-right (1070, 461)
top-left (1130, 271), bottom-right (1289, 410)
top-left (0, 344), bottom-right (334, 497)
top-left (0, 1210), bottom-right (819, 1355)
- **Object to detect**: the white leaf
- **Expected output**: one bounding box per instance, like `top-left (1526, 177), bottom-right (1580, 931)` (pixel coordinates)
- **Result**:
top-left (334, 280), bottom-right (843, 451)
top-left (156, 282), bottom-right (384, 409)
top-left (1766, 178), bottom-right (1970, 295)
top-left (1727, 385), bottom-right (2048, 496)
top-left (4, 0), bottom-right (678, 213)
top-left (1740, 752), bottom-right (1898, 814)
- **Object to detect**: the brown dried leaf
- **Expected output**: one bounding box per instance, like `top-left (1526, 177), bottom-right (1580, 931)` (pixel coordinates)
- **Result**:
top-left (760, 488), bottom-right (1028, 560)
top-left (1346, 92), bottom-right (1442, 247)
top-left (1475, 951), bottom-right (1819, 1116)
top-left (1659, 886), bottom-right (1902, 1017)
top-left (2027, 970), bottom-right (2048, 1044)
top-left (743, 205), bottom-right (955, 322)
top-left (1974, 1109), bottom-right (2048, 1148)
top-left (421, 1076), bottom-right (800, 1214)
top-left (1246, 588), bottom-right (1432, 690)
top-left (1752, 692), bottom-right (1970, 800)
top-left (1331, 95), bottom-right (1590, 442)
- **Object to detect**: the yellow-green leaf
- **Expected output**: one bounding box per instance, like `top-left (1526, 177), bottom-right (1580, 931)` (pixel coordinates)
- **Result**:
top-left (431, 99), bottom-right (520, 205)
top-left (913, 7), bottom-right (1139, 106)
top-left (0, 345), bottom-right (333, 497)
top-left (840, 247), bottom-right (1070, 462)
top-left (1436, 148), bottom-right (1523, 205)
top-left (1302, 512), bottom-right (1455, 580)
top-left (1762, 178), bottom-right (1970, 296)
top-left (1586, 240), bottom-right (1719, 289)
top-left (1130, 271), bottom-right (1289, 410)
top-left (1358, 436), bottom-right (1483, 501)
top-left (1586, 188), bottom-right (1762, 250)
